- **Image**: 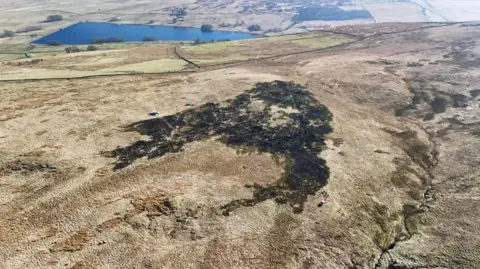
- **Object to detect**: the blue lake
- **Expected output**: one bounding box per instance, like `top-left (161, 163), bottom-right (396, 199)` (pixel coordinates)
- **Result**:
top-left (33, 22), bottom-right (259, 45)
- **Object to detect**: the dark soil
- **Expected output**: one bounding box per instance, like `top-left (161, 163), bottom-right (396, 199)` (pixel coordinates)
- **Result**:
top-left (105, 81), bottom-right (333, 214)
top-left (395, 76), bottom-right (473, 118)
top-left (366, 59), bottom-right (400, 65)
top-left (470, 89), bottom-right (480, 98)
top-left (0, 160), bottom-right (57, 176)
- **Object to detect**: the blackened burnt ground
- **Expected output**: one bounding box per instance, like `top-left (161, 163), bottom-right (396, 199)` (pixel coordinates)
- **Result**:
top-left (104, 81), bottom-right (333, 214)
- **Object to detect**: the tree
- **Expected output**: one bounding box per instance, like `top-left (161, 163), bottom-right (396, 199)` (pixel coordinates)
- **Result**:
top-left (86, 45), bottom-right (98, 51)
top-left (193, 38), bottom-right (201, 45)
top-left (143, 36), bottom-right (157, 42)
top-left (16, 25), bottom-right (42, 33)
top-left (47, 40), bottom-right (62, 46)
top-left (65, 46), bottom-right (81, 53)
top-left (265, 28), bottom-right (282, 34)
top-left (200, 24), bottom-right (213, 32)
top-left (91, 37), bottom-right (124, 44)
top-left (175, 8), bottom-right (187, 18)
top-left (219, 23), bottom-right (232, 28)
top-left (46, 15), bottom-right (63, 22)
top-left (247, 24), bottom-right (261, 31)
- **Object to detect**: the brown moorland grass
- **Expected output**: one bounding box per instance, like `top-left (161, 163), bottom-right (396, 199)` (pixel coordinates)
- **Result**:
top-left (0, 23), bottom-right (479, 269)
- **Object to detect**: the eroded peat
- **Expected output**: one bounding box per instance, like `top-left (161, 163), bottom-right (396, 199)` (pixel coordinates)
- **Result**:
top-left (104, 81), bottom-right (333, 214)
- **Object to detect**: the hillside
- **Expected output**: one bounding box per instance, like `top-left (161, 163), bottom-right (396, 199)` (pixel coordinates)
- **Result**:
top-left (2, 0), bottom-right (480, 46)
top-left (0, 22), bottom-right (479, 269)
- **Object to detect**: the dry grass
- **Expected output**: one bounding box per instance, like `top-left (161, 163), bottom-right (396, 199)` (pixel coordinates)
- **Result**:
top-left (99, 59), bottom-right (186, 73)
top-left (50, 230), bottom-right (92, 252)
top-left (0, 54), bottom-right (25, 61)
top-left (0, 23), bottom-right (479, 269)
top-left (0, 69), bottom-right (107, 80)
top-left (291, 36), bottom-right (354, 49)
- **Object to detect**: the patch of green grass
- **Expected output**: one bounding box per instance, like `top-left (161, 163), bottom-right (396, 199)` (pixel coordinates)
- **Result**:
top-left (31, 46), bottom-right (66, 53)
top-left (87, 43), bottom-right (137, 50)
top-left (184, 33), bottom-right (355, 65)
top-left (0, 59), bottom-right (187, 80)
top-left (184, 35), bottom-right (321, 56)
top-left (184, 33), bottom-right (353, 58)
top-left (0, 54), bottom-right (26, 61)
top-left (259, 33), bottom-right (317, 42)
top-left (0, 44), bottom-right (32, 61)
top-left (191, 54), bottom-right (254, 64)
top-left (184, 41), bottom-right (243, 55)
top-left (0, 43), bottom-right (139, 60)
top-left (0, 43), bottom-right (32, 53)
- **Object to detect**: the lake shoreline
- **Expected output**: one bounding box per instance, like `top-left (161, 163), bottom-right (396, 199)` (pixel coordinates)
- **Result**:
top-left (33, 22), bottom-right (260, 45)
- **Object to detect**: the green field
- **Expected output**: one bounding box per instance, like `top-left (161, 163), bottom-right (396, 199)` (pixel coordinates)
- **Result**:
top-left (182, 32), bottom-right (355, 66)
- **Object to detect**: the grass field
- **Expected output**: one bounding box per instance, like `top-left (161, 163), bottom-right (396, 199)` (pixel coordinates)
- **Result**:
top-left (0, 43), bottom-right (190, 80)
top-left (100, 59), bottom-right (186, 73)
top-left (0, 44), bottom-right (33, 60)
top-left (182, 32), bottom-right (355, 65)
top-left (184, 41), bottom-right (243, 54)
top-left (1, 31), bottom-right (355, 79)
top-left (192, 54), bottom-right (256, 64)
top-left (0, 41), bottom-right (183, 61)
